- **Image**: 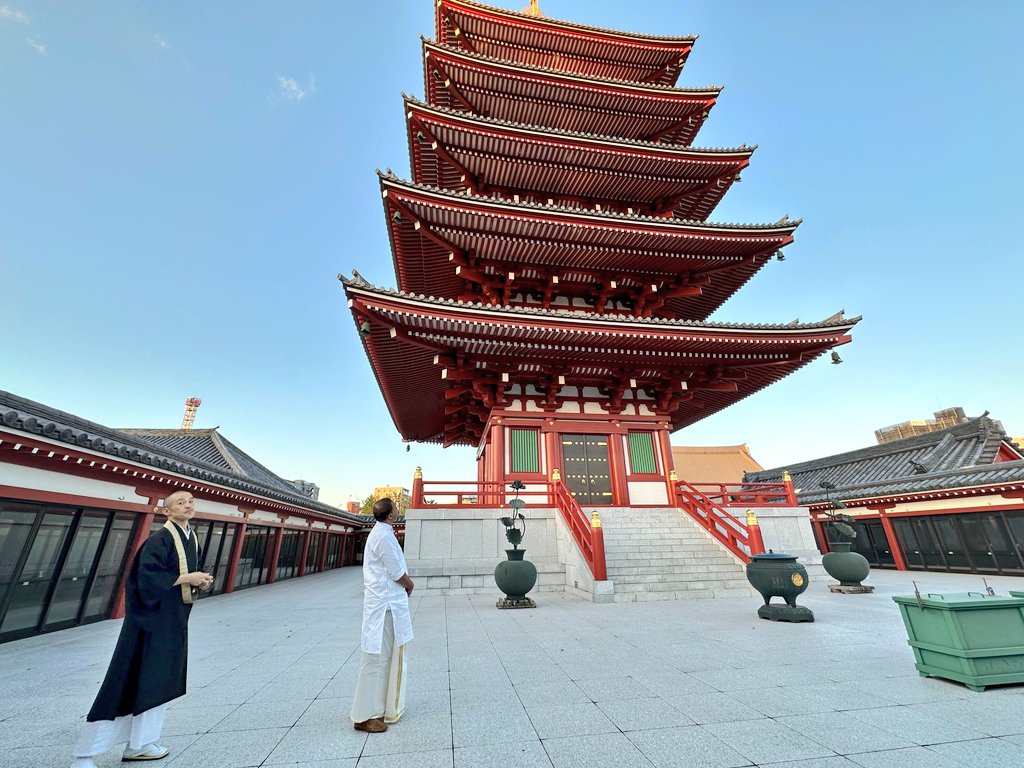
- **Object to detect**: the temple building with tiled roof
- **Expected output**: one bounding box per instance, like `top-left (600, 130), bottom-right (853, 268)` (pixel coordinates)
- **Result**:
top-left (746, 413), bottom-right (1024, 576)
top-left (0, 391), bottom-right (372, 642)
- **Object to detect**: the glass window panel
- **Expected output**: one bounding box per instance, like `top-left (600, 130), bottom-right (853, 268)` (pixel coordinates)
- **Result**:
top-left (45, 513), bottom-right (108, 626)
top-left (1005, 512), bottom-right (1024, 570)
top-left (82, 514), bottom-right (135, 619)
top-left (911, 518), bottom-right (945, 569)
top-left (1, 512), bottom-right (73, 634)
top-left (981, 514), bottom-right (1023, 573)
top-left (865, 522), bottom-right (895, 567)
top-left (893, 519), bottom-right (923, 569)
top-left (0, 509), bottom-right (37, 605)
top-left (931, 516), bottom-right (970, 570)
top-left (959, 516), bottom-right (998, 573)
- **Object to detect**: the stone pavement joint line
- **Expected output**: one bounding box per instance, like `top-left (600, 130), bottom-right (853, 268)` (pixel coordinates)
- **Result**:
top-left (2, 568), bottom-right (1024, 767)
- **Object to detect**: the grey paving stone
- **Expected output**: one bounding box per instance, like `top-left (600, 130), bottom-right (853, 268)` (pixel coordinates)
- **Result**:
top-left (926, 736), bottom-right (1024, 765)
top-left (845, 746), bottom-right (966, 768)
top-left (454, 740), bottom-right (554, 768)
top-left (542, 732), bottom-right (656, 768)
top-left (753, 759), bottom-right (858, 768)
top-left (625, 725), bottom-right (753, 768)
top-left (449, 682), bottom-right (517, 712)
top-left (526, 701), bottom-right (619, 740)
top-left (211, 699), bottom-right (313, 731)
top-left (161, 703), bottom-right (239, 736)
top-left (661, 691), bottom-right (765, 725)
top-left (453, 704), bottom-right (535, 746)
top-left (576, 675), bottom-right (658, 702)
top-left (909, 695), bottom-right (1024, 737)
top-left (595, 696), bottom-right (694, 732)
top-left (845, 705), bottom-right (987, 745)
top-left (632, 671), bottom-right (718, 698)
top-left (296, 697), bottom-right (353, 728)
top-left (168, 727), bottom-right (290, 768)
top-left (776, 712), bottom-right (915, 755)
top-left (514, 681), bottom-right (591, 708)
top-left (850, 676), bottom-right (972, 705)
top-left (264, 723), bottom-right (370, 763)
top-left (359, 712), bottom-right (453, 757)
top-left (727, 685), bottom-right (835, 717)
top-left (702, 718), bottom-right (836, 764)
top-left (355, 747), bottom-right (454, 768)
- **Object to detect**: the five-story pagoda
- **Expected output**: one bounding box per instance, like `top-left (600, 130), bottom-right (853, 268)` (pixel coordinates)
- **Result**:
top-left (342, 0), bottom-right (857, 507)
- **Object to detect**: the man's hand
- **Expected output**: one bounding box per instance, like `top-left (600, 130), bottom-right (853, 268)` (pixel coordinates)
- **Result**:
top-left (177, 571), bottom-right (214, 590)
top-left (398, 573), bottom-right (414, 596)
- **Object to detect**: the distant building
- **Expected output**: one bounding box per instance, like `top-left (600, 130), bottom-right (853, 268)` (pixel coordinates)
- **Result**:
top-left (290, 479), bottom-right (320, 500)
top-left (373, 485), bottom-right (409, 499)
top-left (874, 407), bottom-right (968, 444)
top-left (345, 501), bottom-right (363, 515)
top-left (748, 412), bottom-right (1024, 576)
top-left (0, 391), bottom-right (375, 643)
top-left (671, 444), bottom-right (763, 486)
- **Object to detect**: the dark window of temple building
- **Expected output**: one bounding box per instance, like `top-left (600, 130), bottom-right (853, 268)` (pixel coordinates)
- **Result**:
top-left (510, 429), bottom-right (539, 473)
top-left (234, 525), bottom-right (271, 589)
top-left (627, 432), bottom-right (657, 474)
top-left (275, 530), bottom-right (302, 581)
top-left (849, 520), bottom-right (895, 568)
top-left (306, 532), bottom-right (323, 573)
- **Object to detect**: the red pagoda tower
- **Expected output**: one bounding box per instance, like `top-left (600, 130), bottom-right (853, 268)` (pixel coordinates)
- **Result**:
top-left (343, 0), bottom-right (857, 507)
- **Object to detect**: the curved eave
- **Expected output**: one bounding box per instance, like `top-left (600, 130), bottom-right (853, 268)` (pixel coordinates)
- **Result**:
top-left (405, 97), bottom-right (752, 220)
top-left (436, 0), bottom-right (694, 86)
top-left (380, 175), bottom-right (795, 320)
top-left (342, 280), bottom-right (858, 446)
top-left (423, 40), bottom-right (719, 146)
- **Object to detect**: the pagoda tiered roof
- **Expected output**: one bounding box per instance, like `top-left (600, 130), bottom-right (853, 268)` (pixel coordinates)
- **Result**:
top-left (405, 97), bottom-right (752, 220)
top-left (342, 276), bottom-right (858, 447)
top-left (435, 0), bottom-right (696, 85)
top-left (379, 173), bottom-right (798, 320)
top-left (423, 39), bottom-right (719, 145)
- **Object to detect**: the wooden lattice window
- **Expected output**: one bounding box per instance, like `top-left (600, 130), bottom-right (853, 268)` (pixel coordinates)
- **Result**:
top-left (627, 432), bottom-right (657, 474)
top-left (510, 428), bottom-right (540, 473)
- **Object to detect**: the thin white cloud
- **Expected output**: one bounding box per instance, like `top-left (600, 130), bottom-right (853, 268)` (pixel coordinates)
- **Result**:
top-left (277, 73), bottom-right (317, 102)
top-left (155, 34), bottom-right (170, 49)
top-left (0, 5), bottom-right (29, 24)
top-left (26, 36), bottom-right (44, 54)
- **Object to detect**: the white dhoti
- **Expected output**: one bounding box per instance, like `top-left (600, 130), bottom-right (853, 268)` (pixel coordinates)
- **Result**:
top-left (71, 703), bottom-right (168, 764)
top-left (350, 611), bottom-right (407, 724)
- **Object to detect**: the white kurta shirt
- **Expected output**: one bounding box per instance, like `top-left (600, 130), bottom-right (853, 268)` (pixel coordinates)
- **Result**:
top-left (360, 521), bottom-right (414, 653)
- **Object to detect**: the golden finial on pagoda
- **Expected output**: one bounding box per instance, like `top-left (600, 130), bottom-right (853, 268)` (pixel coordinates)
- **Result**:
top-left (414, 466), bottom-right (423, 479)
top-left (782, 470), bottom-right (792, 483)
top-left (746, 509), bottom-right (759, 526)
top-left (669, 469), bottom-right (678, 482)
top-left (591, 511), bottom-right (602, 528)
top-left (551, 467), bottom-right (561, 481)
top-left (523, 0), bottom-right (543, 17)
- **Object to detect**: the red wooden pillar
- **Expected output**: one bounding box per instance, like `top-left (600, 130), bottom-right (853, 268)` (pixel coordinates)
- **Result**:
top-left (491, 424), bottom-right (505, 503)
top-left (608, 430), bottom-right (627, 505)
top-left (111, 503), bottom-right (157, 619)
top-left (223, 520), bottom-right (247, 594)
top-left (297, 526), bottom-right (311, 577)
top-left (590, 511), bottom-right (607, 581)
top-left (411, 467), bottom-right (424, 508)
top-left (317, 531), bottom-right (329, 572)
top-left (878, 512), bottom-right (907, 570)
top-left (266, 526), bottom-right (284, 584)
top-left (657, 427), bottom-right (677, 502)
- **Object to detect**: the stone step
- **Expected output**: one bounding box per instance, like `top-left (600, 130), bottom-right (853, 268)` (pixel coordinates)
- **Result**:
top-left (606, 564), bottom-right (746, 576)
top-left (612, 586), bottom-right (757, 603)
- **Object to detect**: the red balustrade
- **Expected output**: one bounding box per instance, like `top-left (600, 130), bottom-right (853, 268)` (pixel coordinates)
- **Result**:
top-left (408, 474), bottom-right (607, 582)
top-left (687, 482), bottom-right (796, 508)
top-left (672, 479), bottom-right (764, 563)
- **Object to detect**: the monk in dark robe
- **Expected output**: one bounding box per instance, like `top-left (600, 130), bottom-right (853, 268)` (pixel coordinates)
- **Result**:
top-left (70, 491), bottom-right (213, 767)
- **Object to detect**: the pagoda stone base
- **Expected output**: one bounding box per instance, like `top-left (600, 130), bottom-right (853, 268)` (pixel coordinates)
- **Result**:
top-left (496, 597), bottom-right (537, 609)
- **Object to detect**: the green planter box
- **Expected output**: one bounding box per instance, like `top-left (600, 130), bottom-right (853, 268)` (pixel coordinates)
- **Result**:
top-left (1010, 591), bottom-right (1024, 599)
top-left (892, 592), bottom-right (1024, 692)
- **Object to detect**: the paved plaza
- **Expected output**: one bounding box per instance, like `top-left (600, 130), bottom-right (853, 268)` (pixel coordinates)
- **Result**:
top-left (3, 567), bottom-right (1024, 768)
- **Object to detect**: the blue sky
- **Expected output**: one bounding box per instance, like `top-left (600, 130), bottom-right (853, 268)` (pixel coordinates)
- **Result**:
top-left (3, 1), bottom-right (1022, 507)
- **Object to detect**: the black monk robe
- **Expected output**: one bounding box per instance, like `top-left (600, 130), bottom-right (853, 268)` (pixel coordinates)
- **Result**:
top-left (87, 523), bottom-right (198, 721)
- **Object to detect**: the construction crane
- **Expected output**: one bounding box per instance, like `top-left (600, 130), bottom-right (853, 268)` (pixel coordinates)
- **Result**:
top-left (180, 397), bottom-right (202, 430)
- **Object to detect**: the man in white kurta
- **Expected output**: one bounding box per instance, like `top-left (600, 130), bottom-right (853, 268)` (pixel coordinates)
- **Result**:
top-left (350, 497), bottom-right (414, 733)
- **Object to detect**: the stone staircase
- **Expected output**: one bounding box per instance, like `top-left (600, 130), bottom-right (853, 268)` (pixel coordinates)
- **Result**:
top-left (599, 507), bottom-right (758, 602)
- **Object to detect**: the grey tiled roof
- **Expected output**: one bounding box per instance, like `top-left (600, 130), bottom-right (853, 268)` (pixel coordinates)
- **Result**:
top-left (341, 272), bottom-right (859, 332)
top-left (745, 415), bottom-right (1024, 504)
top-left (0, 391), bottom-right (367, 523)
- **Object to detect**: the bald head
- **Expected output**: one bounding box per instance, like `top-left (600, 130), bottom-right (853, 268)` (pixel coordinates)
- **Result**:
top-left (158, 491), bottom-right (196, 526)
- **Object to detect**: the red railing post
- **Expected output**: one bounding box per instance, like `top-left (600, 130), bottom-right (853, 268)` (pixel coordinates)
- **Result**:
top-left (783, 470), bottom-right (798, 506)
top-left (411, 466), bottom-right (424, 508)
top-left (746, 509), bottom-right (766, 555)
top-left (590, 511), bottom-right (607, 581)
